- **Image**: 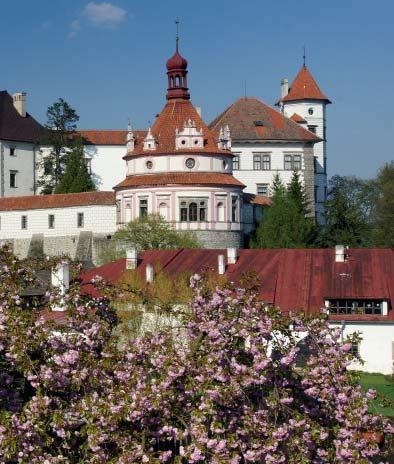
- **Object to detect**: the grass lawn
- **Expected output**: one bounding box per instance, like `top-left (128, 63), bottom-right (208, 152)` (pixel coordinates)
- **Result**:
top-left (359, 372), bottom-right (394, 418)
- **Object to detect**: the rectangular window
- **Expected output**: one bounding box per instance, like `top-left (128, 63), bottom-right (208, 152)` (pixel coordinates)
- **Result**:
top-left (314, 157), bottom-right (318, 173)
top-left (328, 299), bottom-right (383, 315)
top-left (262, 154), bottom-right (271, 170)
top-left (139, 198), bottom-right (148, 217)
top-left (48, 214), bottom-right (55, 229)
top-left (253, 154), bottom-right (261, 170)
top-left (21, 215), bottom-right (27, 230)
top-left (232, 154), bottom-right (240, 170)
top-left (116, 199), bottom-right (121, 224)
top-left (284, 154), bottom-right (302, 171)
top-left (284, 155), bottom-right (292, 170)
top-left (44, 159), bottom-right (53, 176)
top-left (10, 147), bottom-right (15, 157)
top-left (307, 125), bottom-right (317, 134)
top-left (77, 212), bottom-right (84, 228)
top-left (84, 158), bottom-right (92, 175)
top-left (350, 343), bottom-right (360, 357)
top-left (257, 184), bottom-right (269, 196)
top-left (10, 171), bottom-right (17, 188)
top-left (231, 196), bottom-right (238, 222)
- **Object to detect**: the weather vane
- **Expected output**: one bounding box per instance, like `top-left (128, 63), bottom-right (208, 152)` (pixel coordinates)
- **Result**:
top-left (303, 45), bottom-right (306, 66)
top-left (175, 19), bottom-right (180, 49)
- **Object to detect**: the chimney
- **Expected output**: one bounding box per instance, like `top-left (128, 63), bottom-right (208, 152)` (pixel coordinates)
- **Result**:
top-left (280, 79), bottom-right (289, 99)
top-left (13, 92), bottom-right (27, 117)
top-left (227, 247), bottom-right (237, 265)
top-left (195, 106), bottom-right (202, 117)
top-left (335, 245), bottom-right (346, 263)
top-left (51, 261), bottom-right (70, 311)
top-left (126, 248), bottom-right (138, 269)
top-left (218, 254), bottom-right (225, 275)
top-left (146, 263), bottom-right (154, 283)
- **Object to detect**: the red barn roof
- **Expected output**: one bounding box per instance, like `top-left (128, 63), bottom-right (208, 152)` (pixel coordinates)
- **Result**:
top-left (78, 248), bottom-right (394, 321)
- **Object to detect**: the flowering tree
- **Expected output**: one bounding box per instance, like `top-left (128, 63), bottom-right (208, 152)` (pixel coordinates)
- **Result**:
top-left (0, 246), bottom-right (392, 463)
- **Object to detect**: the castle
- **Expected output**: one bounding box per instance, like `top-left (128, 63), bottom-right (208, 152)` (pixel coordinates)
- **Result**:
top-left (0, 39), bottom-right (330, 261)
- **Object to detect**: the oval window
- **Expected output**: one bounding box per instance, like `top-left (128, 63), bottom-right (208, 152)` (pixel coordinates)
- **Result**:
top-left (146, 161), bottom-right (153, 169)
top-left (308, 108), bottom-right (314, 115)
top-left (185, 158), bottom-right (195, 169)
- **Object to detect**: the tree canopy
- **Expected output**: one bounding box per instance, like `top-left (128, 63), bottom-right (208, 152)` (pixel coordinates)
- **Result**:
top-left (55, 140), bottom-right (96, 194)
top-left (0, 245), bottom-right (392, 462)
top-left (37, 98), bottom-right (80, 194)
top-left (251, 171), bottom-right (316, 248)
top-left (99, 214), bottom-right (200, 264)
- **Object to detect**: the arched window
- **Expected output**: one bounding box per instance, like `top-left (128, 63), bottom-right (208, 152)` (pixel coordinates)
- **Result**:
top-left (175, 75), bottom-right (181, 87)
top-left (159, 202), bottom-right (168, 220)
top-left (189, 202), bottom-right (197, 221)
top-left (170, 76), bottom-right (174, 88)
top-left (217, 202), bottom-right (225, 222)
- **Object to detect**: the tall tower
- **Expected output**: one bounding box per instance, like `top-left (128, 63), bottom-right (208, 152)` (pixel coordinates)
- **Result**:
top-left (278, 64), bottom-right (331, 223)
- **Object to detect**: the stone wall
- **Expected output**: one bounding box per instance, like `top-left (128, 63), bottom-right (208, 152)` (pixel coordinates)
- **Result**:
top-left (193, 230), bottom-right (243, 248)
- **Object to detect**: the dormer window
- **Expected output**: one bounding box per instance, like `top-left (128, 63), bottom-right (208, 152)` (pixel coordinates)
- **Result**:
top-left (143, 127), bottom-right (156, 151)
top-left (326, 299), bottom-right (388, 316)
top-left (175, 120), bottom-right (204, 149)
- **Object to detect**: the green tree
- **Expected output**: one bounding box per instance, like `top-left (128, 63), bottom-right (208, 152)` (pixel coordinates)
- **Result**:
top-left (37, 98), bottom-right (79, 194)
top-left (55, 140), bottom-right (95, 194)
top-left (99, 214), bottom-right (200, 264)
top-left (370, 161), bottom-right (394, 247)
top-left (287, 170), bottom-right (310, 215)
top-left (319, 175), bottom-right (378, 247)
top-left (250, 177), bottom-right (316, 248)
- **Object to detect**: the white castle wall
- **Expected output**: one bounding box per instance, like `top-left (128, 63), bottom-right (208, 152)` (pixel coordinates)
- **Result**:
top-left (0, 140), bottom-right (36, 197)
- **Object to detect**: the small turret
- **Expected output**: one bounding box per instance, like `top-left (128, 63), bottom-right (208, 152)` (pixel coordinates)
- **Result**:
top-left (126, 119), bottom-right (135, 152)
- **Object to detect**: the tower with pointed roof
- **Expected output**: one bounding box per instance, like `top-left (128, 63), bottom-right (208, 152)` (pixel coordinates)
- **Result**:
top-left (114, 39), bottom-right (245, 248)
top-left (278, 63), bottom-right (331, 223)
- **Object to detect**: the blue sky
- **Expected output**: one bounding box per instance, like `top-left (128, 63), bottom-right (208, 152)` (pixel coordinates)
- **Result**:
top-left (1, 0), bottom-right (393, 178)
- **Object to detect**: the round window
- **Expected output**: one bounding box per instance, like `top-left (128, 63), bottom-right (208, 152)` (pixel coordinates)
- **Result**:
top-left (146, 160), bottom-right (153, 169)
top-left (185, 158), bottom-right (195, 169)
top-left (308, 108), bottom-right (314, 115)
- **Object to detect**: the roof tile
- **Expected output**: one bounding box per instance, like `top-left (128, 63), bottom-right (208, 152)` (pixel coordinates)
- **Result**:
top-left (281, 65), bottom-right (331, 103)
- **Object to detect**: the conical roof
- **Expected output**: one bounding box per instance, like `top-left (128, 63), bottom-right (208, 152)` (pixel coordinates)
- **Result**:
top-left (281, 65), bottom-right (331, 103)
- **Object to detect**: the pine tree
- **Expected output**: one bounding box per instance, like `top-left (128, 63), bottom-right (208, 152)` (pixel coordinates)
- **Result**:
top-left (37, 99), bottom-right (79, 194)
top-left (287, 170), bottom-right (310, 215)
top-left (250, 174), bottom-right (316, 248)
top-left (55, 141), bottom-right (95, 194)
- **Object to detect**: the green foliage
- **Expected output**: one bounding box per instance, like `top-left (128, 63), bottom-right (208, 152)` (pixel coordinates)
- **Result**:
top-left (37, 98), bottom-right (79, 194)
top-left (319, 175), bottom-right (378, 247)
top-left (251, 172), bottom-right (316, 248)
top-left (370, 161), bottom-right (394, 247)
top-left (359, 372), bottom-right (394, 418)
top-left (55, 140), bottom-right (95, 194)
top-left (99, 214), bottom-right (200, 264)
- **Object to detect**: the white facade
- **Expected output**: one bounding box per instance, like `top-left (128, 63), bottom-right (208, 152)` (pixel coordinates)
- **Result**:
top-left (231, 142), bottom-right (306, 196)
top-left (84, 144), bottom-right (126, 190)
top-left (0, 140), bottom-right (36, 197)
top-left (330, 321), bottom-right (394, 375)
top-left (0, 204), bottom-right (116, 240)
top-left (282, 101), bottom-right (327, 222)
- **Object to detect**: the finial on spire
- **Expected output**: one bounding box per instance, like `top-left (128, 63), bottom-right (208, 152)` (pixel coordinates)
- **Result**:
top-left (175, 19), bottom-right (180, 51)
top-left (303, 45), bottom-right (306, 67)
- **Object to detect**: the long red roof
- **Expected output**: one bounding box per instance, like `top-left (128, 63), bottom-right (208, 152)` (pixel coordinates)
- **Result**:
top-left (280, 65), bottom-right (331, 103)
top-left (78, 248), bottom-right (394, 321)
top-left (78, 130), bottom-right (146, 145)
top-left (0, 191), bottom-right (115, 211)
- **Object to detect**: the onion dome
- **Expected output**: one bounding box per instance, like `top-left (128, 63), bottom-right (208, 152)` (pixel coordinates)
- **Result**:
top-left (166, 49), bottom-right (188, 71)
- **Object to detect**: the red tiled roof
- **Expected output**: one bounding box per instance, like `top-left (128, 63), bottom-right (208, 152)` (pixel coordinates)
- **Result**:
top-left (0, 91), bottom-right (44, 143)
top-left (290, 113), bottom-right (307, 124)
top-left (126, 99), bottom-right (230, 157)
top-left (280, 65), bottom-right (331, 103)
top-left (209, 97), bottom-right (321, 142)
top-left (0, 191), bottom-right (115, 211)
top-left (243, 193), bottom-right (272, 206)
top-left (114, 172), bottom-right (245, 190)
top-left (78, 130), bottom-right (146, 145)
top-left (78, 248), bottom-right (394, 320)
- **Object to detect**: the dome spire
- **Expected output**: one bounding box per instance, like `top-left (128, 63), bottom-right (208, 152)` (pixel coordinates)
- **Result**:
top-left (166, 21), bottom-right (190, 100)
